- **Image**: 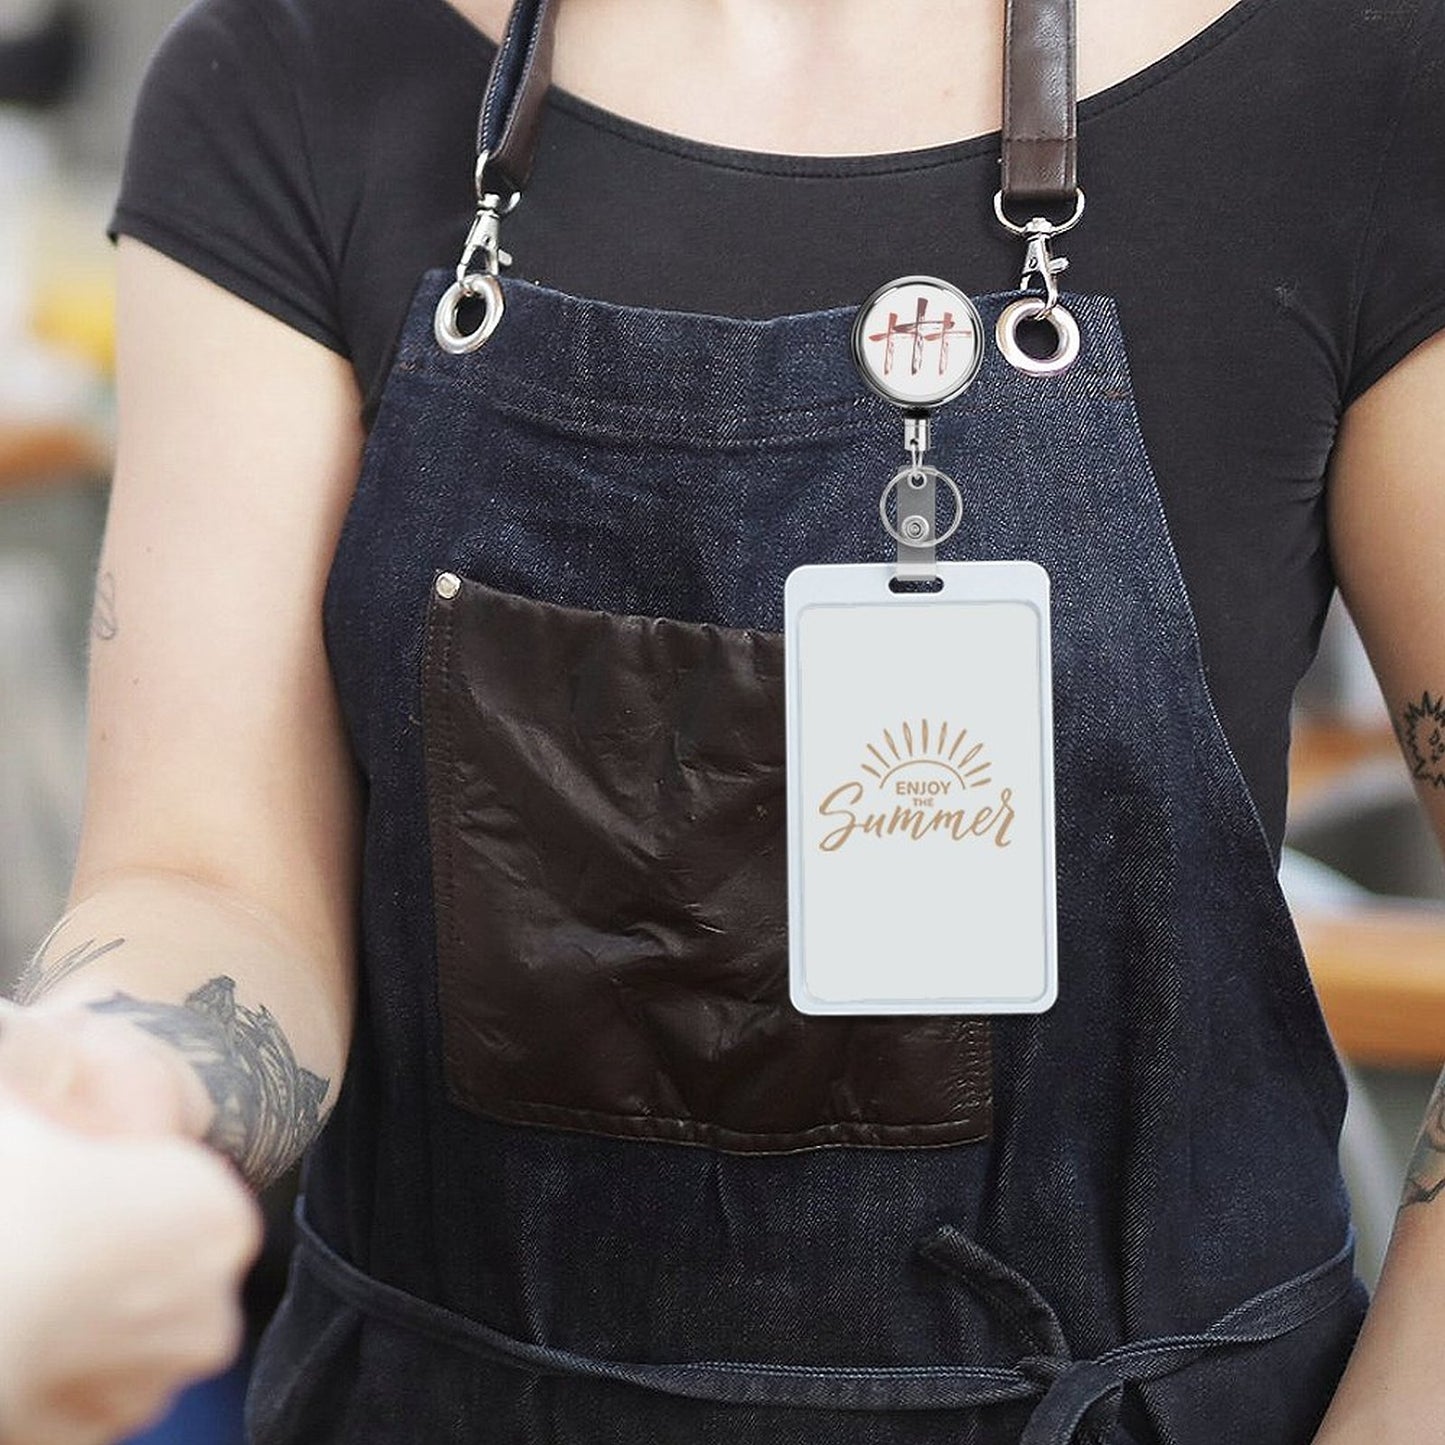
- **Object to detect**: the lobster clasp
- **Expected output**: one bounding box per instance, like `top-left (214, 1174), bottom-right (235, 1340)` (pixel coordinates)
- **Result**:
top-left (993, 188), bottom-right (1086, 321)
top-left (454, 147), bottom-right (521, 283)
top-left (457, 204), bottom-right (513, 283)
top-left (1019, 223), bottom-right (1069, 317)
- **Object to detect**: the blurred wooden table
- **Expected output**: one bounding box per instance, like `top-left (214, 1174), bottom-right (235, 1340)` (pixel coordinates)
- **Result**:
top-left (1298, 907), bottom-right (1445, 1067)
top-left (0, 420), bottom-right (110, 491)
top-left (1291, 719), bottom-right (1445, 1068)
top-left (1289, 719), bottom-right (1402, 811)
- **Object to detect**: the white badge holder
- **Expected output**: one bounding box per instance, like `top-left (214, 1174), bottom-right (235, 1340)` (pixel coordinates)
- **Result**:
top-left (784, 563), bottom-right (1056, 1015)
top-left (783, 275), bottom-right (1058, 1016)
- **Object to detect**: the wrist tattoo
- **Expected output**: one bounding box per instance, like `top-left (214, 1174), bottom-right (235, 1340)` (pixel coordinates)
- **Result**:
top-left (88, 977), bottom-right (330, 1191)
top-left (13, 926), bottom-right (126, 1005)
top-left (1402, 1067), bottom-right (1445, 1209)
top-left (1398, 690), bottom-right (1445, 788)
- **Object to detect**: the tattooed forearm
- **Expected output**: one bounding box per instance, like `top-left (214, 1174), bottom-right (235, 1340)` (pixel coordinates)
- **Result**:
top-left (87, 977), bottom-right (329, 1190)
top-left (12, 925), bottom-right (127, 1004)
top-left (1397, 690), bottom-right (1445, 787)
top-left (91, 569), bottom-right (117, 641)
top-left (1401, 1066), bottom-right (1445, 1209)
top-left (12, 929), bottom-right (331, 1186)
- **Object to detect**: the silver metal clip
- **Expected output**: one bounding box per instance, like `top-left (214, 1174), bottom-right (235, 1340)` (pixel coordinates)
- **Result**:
top-left (456, 205), bottom-right (512, 283)
top-left (1019, 224), bottom-right (1069, 317)
top-left (904, 414), bottom-right (930, 474)
top-left (434, 149), bottom-right (522, 354)
top-left (897, 414), bottom-right (936, 580)
top-left (456, 149), bottom-right (521, 282)
top-left (992, 189), bottom-right (1087, 376)
top-left (992, 189), bottom-right (1086, 320)
top-left (878, 414), bottom-right (962, 583)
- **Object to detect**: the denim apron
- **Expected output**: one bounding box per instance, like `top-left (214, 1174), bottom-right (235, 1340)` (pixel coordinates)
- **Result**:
top-left (246, 8), bottom-right (1367, 1444)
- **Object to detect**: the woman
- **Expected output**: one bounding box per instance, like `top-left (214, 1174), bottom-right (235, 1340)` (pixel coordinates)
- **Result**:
top-left (4, 0), bottom-right (1445, 1440)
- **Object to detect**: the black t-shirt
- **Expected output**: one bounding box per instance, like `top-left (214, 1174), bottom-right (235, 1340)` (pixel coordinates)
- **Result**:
top-left (108, 0), bottom-right (1445, 856)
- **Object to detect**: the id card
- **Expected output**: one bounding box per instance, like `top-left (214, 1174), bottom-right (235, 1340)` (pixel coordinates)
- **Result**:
top-left (784, 562), bottom-right (1056, 1015)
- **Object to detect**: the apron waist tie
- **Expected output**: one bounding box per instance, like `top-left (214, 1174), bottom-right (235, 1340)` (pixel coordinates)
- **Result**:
top-left (293, 1204), bottom-right (1355, 1445)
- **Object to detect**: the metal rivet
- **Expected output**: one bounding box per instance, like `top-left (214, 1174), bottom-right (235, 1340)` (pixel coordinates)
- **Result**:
top-left (435, 572), bottom-right (461, 599)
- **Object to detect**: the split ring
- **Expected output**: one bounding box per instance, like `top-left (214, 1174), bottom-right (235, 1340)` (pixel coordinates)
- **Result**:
top-left (434, 273), bottom-right (505, 354)
top-left (995, 297), bottom-right (1081, 378)
top-left (878, 464), bottom-right (964, 548)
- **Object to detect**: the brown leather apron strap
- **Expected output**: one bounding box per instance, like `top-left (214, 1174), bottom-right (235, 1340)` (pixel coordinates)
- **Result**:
top-left (474, 0), bottom-right (560, 198)
top-left (1001, 0), bottom-right (1079, 211)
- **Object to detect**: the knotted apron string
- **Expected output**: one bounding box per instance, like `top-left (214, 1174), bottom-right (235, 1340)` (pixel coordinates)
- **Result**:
top-left (292, 1204), bottom-right (1355, 1445)
top-left (921, 1226), bottom-right (1356, 1443)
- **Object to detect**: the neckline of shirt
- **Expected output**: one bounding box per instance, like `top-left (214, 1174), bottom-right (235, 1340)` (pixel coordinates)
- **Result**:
top-left (424, 0), bottom-right (1279, 178)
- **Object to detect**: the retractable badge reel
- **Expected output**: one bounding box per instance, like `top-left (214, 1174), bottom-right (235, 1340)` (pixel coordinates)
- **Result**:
top-left (782, 278), bottom-right (1059, 1018)
top-left (783, 275), bottom-right (1060, 1017)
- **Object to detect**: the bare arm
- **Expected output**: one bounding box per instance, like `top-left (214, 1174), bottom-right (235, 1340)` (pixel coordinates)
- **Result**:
top-left (13, 874), bottom-right (347, 1191)
top-left (1, 237), bottom-right (366, 1191)
top-left (1311, 327), bottom-right (1445, 1442)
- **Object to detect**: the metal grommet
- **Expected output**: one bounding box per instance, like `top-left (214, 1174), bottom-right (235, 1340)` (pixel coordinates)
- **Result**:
top-left (878, 464), bottom-right (964, 547)
top-left (434, 273), bottom-right (504, 354)
top-left (995, 297), bottom-right (1082, 378)
top-left (435, 571), bottom-right (461, 600)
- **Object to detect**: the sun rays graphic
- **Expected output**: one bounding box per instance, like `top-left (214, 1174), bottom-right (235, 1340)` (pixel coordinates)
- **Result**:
top-left (856, 719), bottom-right (994, 790)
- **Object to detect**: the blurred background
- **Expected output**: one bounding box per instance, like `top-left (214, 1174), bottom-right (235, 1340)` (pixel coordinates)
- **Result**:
top-left (0, 0), bottom-right (1443, 1440)
top-left (0, 2), bottom-right (290, 1441)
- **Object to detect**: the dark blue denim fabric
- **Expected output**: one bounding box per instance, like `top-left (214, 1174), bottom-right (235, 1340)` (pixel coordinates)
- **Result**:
top-left (246, 272), bottom-right (1366, 1444)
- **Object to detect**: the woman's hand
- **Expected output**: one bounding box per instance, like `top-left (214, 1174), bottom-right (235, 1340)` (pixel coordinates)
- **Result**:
top-left (0, 998), bottom-right (212, 1143)
top-left (0, 1092), bottom-right (261, 1445)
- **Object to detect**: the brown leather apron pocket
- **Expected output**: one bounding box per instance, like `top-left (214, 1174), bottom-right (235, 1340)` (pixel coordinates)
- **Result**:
top-left (421, 575), bottom-right (991, 1150)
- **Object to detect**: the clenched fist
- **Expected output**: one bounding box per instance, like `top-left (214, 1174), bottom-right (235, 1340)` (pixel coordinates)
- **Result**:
top-left (0, 998), bottom-right (213, 1143)
top-left (0, 1095), bottom-right (261, 1445)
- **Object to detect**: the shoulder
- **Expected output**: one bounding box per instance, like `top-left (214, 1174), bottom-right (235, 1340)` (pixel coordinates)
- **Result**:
top-left (113, 0), bottom-right (489, 384)
top-left (156, 0), bottom-right (493, 174)
top-left (150, 0), bottom-right (401, 53)
top-left (1214, 0), bottom-right (1445, 119)
top-left (1342, 0), bottom-right (1445, 399)
top-left (111, 0), bottom-right (422, 360)
top-left (1255, 0), bottom-right (1444, 102)
top-left (139, 0), bottom-right (388, 92)
top-left (137, 0), bottom-right (475, 116)
top-left (1308, 0), bottom-right (1444, 102)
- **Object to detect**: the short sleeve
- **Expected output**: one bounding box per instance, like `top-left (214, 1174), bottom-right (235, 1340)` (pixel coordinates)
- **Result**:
top-left (107, 0), bottom-right (347, 358)
top-left (1345, 0), bottom-right (1445, 403)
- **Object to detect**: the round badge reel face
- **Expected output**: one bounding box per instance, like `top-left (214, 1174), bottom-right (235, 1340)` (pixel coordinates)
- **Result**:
top-left (851, 276), bottom-right (985, 409)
